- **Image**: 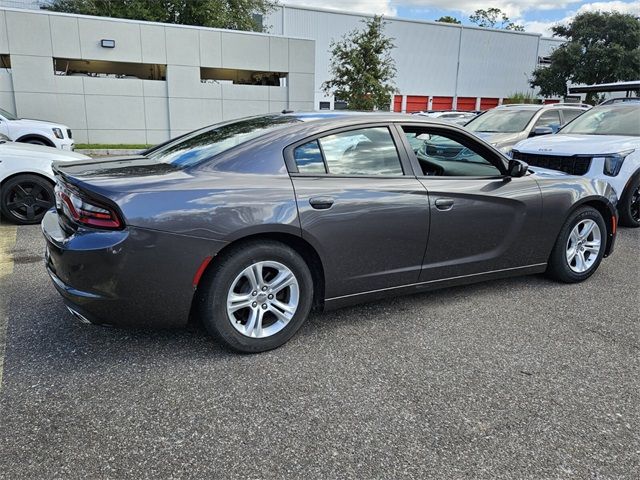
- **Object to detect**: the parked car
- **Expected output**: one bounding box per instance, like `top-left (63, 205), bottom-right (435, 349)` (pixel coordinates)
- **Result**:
top-left (0, 135), bottom-right (89, 224)
top-left (414, 110), bottom-right (479, 126)
top-left (512, 102), bottom-right (640, 228)
top-left (599, 97), bottom-right (639, 105)
top-left (0, 107), bottom-right (75, 150)
top-left (43, 113), bottom-right (617, 353)
top-left (465, 103), bottom-right (591, 152)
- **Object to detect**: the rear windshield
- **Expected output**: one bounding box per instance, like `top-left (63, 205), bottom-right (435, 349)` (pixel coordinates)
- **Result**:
top-left (466, 109), bottom-right (537, 133)
top-left (146, 115), bottom-right (301, 168)
top-left (559, 105), bottom-right (640, 136)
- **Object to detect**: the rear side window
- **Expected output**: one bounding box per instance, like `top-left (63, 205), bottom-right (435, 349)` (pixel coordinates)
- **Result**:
top-left (319, 127), bottom-right (403, 176)
top-left (294, 140), bottom-right (326, 173)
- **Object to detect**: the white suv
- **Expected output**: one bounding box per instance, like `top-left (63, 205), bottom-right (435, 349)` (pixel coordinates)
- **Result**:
top-left (0, 107), bottom-right (75, 150)
top-left (511, 102), bottom-right (640, 227)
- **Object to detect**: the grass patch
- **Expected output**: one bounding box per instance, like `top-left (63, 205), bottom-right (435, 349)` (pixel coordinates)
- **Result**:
top-left (75, 144), bottom-right (152, 150)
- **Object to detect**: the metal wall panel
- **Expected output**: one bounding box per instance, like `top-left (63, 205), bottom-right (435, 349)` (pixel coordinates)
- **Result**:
top-left (457, 28), bottom-right (539, 98)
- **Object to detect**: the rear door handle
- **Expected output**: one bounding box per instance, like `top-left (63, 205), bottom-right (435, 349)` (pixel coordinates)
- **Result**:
top-left (435, 198), bottom-right (454, 210)
top-left (309, 196), bottom-right (334, 210)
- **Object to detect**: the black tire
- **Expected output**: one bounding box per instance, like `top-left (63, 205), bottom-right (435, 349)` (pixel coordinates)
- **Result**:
top-left (546, 206), bottom-right (607, 283)
top-left (0, 174), bottom-right (55, 225)
top-left (24, 139), bottom-right (48, 146)
top-left (618, 174), bottom-right (640, 228)
top-left (199, 240), bottom-right (314, 353)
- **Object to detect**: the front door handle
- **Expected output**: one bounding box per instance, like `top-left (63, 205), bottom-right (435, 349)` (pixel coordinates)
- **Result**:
top-left (309, 196), bottom-right (334, 210)
top-left (435, 198), bottom-right (454, 211)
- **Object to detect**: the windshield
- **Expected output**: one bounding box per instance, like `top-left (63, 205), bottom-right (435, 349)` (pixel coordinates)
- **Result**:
top-left (466, 109), bottom-right (537, 133)
top-left (146, 115), bottom-right (301, 168)
top-left (559, 105), bottom-right (640, 136)
top-left (0, 107), bottom-right (18, 120)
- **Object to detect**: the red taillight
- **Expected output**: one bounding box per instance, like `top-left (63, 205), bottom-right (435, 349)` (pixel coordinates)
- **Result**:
top-left (55, 183), bottom-right (123, 229)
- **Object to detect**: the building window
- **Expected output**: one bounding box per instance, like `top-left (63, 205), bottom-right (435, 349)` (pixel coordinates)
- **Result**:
top-left (319, 101), bottom-right (330, 110)
top-left (201, 68), bottom-right (286, 87)
top-left (0, 55), bottom-right (10, 70)
top-left (538, 56), bottom-right (552, 65)
top-left (53, 58), bottom-right (166, 80)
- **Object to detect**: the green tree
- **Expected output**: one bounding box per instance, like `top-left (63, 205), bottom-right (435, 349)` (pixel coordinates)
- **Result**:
top-left (43, 0), bottom-right (276, 32)
top-left (436, 15), bottom-right (461, 24)
top-left (469, 8), bottom-right (524, 31)
top-left (322, 15), bottom-right (396, 111)
top-left (530, 12), bottom-right (640, 102)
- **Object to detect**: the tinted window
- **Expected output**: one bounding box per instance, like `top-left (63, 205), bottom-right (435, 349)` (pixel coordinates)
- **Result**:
top-left (294, 140), bottom-right (326, 173)
top-left (146, 115), bottom-right (301, 168)
top-left (318, 127), bottom-right (403, 176)
top-left (560, 105), bottom-right (640, 136)
top-left (403, 127), bottom-right (502, 177)
top-left (562, 109), bottom-right (584, 124)
top-left (534, 110), bottom-right (561, 129)
top-left (466, 109), bottom-right (537, 133)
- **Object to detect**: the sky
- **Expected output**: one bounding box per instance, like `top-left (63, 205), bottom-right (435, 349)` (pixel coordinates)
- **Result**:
top-left (283, 1), bottom-right (640, 36)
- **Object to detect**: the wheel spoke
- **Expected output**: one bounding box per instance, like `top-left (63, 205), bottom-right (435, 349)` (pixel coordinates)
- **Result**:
top-left (580, 221), bottom-right (596, 239)
top-left (14, 185), bottom-right (29, 197)
top-left (36, 199), bottom-right (52, 209)
top-left (25, 205), bottom-right (35, 220)
top-left (30, 184), bottom-right (43, 197)
top-left (269, 270), bottom-right (294, 293)
top-left (228, 293), bottom-right (253, 313)
top-left (243, 308), bottom-right (264, 337)
top-left (252, 263), bottom-right (264, 287)
top-left (244, 266), bottom-right (260, 290)
top-left (269, 303), bottom-right (293, 323)
top-left (574, 251), bottom-right (586, 272)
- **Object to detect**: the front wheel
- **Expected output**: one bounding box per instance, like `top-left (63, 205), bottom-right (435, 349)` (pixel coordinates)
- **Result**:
top-left (546, 206), bottom-right (607, 283)
top-left (618, 175), bottom-right (640, 228)
top-left (0, 174), bottom-right (55, 224)
top-left (199, 241), bottom-right (314, 353)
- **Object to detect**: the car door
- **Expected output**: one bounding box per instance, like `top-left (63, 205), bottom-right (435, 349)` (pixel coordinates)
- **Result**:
top-left (286, 124), bottom-right (430, 299)
top-left (396, 123), bottom-right (543, 283)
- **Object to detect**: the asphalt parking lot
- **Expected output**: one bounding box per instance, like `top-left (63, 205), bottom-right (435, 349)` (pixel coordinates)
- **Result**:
top-left (0, 223), bottom-right (638, 479)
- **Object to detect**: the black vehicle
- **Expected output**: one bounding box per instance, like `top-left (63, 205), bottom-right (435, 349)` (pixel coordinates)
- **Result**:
top-left (42, 113), bottom-right (618, 352)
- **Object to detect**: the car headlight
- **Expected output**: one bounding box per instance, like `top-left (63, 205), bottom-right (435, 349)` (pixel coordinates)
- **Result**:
top-left (52, 128), bottom-right (64, 139)
top-left (602, 149), bottom-right (634, 177)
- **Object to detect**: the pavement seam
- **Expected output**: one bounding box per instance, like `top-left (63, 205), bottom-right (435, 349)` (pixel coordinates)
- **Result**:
top-left (0, 223), bottom-right (18, 393)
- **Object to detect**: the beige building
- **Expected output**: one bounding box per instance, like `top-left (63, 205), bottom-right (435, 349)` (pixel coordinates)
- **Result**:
top-left (0, 7), bottom-right (315, 144)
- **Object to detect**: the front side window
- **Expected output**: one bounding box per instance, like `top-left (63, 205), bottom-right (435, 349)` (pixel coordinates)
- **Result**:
top-left (402, 127), bottom-right (503, 177)
top-left (466, 109), bottom-right (537, 133)
top-left (559, 105), bottom-right (640, 136)
top-left (534, 110), bottom-right (561, 130)
top-left (315, 127), bottom-right (404, 176)
top-left (562, 109), bottom-right (585, 124)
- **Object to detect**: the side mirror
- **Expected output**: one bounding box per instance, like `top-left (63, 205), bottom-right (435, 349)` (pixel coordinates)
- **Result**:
top-left (531, 126), bottom-right (553, 137)
top-left (508, 159), bottom-right (528, 177)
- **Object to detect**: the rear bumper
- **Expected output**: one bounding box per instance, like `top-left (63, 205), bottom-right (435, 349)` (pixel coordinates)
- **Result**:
top-left (42, 209), bottom-right (225, 328)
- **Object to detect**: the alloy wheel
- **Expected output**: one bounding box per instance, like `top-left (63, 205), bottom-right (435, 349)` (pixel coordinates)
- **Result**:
top-left (565, 219), bottom-right (601, 273)
top-left (5, 181), bottom-right (53, 222)
top-left (226, 260), bottom-right (299, 338)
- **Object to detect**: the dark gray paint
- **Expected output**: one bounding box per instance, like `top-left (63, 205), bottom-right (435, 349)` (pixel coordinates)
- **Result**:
top-left (43, 113), bottom-right (618, 328)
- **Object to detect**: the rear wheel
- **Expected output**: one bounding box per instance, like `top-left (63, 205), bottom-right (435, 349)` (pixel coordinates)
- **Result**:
top-left (199, 241), bottom-right (313, 353)
top-left (618, 175), bottom-right (640, 228)
top-left (546, 206), bottom-right (606, 283)
top-left (0, 174), bottom-right (54, 224)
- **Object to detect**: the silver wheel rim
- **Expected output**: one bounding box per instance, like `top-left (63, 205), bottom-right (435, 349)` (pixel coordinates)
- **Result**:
top-left (226, 261), bottom-right (299, 338)
top-left (566, 219), bottom-right (601, 273)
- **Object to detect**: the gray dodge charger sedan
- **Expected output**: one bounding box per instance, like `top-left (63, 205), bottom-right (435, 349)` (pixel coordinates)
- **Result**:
top-left (42, 112), bottom-right (618, 352)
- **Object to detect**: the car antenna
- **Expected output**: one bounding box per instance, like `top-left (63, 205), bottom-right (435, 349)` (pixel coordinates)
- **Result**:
top-left (281, 109), bottom-right (294, 114)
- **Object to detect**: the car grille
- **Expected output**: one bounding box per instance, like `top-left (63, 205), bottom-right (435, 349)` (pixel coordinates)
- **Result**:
top-left (67, 129), bottom-right (73, 139)
top-left (512, 151), bottom-right (592, 176)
